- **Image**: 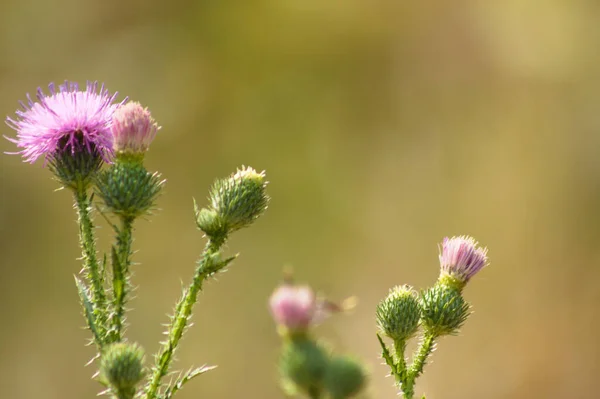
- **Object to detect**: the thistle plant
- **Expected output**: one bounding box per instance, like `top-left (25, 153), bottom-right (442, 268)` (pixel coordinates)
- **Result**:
top-left (376, 236), bottom-right (489, 399)
top-left (269, 277), bottom-right (368, 399)
top-left (5, 81), bottom-right (269, 399)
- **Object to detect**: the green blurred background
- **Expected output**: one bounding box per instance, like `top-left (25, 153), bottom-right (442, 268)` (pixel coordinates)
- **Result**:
top-left (1, 1), bottom-right (599, 398)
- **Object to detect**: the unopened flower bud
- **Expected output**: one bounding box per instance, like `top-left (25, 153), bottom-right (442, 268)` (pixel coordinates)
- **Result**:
top-left (111, 102), bottom-right (159, 157)
top-left (100, 342), bottom-right (145, 399)
top-left (323, 356), bottom-right (367, 399)
top-left (270, 284), bottom-right (316, 333)
top-left (420, 285), bottom-right (470, 336)
top-left (207, 166), bottom-right (269, 234)
top-left (376, 285), bottom-right (421, 342)
top-left (279, 337), bottom-right (329, 396)
top-left (95, 162), bottom-right (164, 219)
top-left (438, 236), bottom-right (489, 289)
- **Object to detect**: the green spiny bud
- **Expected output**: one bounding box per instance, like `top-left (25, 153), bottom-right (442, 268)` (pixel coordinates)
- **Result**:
top-left (100, 342), bottom-right (145, 399)
top-left (376, 285), bottom-right (421, 342)
top-left (208, 166), bottom-right (269, 233)
top-left (95, 161), bottom-right (164, 219)
top-left (323, 356), bottom-right (367, 399)
top-left (279, 337), bottom-right (329, 397)
top-left (420, 285), bottom-right (470, 336)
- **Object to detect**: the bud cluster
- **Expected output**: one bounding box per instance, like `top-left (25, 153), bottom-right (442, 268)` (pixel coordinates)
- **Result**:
top-left (375, 235), bottom-right (490, 398)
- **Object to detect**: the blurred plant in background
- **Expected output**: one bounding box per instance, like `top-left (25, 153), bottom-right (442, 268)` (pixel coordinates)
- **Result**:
top-left (269, 276), bottom-right (367, 399)
top-left (4, 81), bottom-right (269, 399)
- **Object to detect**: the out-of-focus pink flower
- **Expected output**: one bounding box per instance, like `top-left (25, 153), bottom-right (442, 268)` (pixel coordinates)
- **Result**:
top-left (269, 284), bottom-right (316, 331)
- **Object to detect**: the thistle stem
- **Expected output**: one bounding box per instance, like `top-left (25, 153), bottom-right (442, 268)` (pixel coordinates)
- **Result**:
top-left (403, 333), bottom-right (436, 399)
top-left (74, 187), bottom-right (107, 344)
top-left (393, 339), bottom-right (407, 381)
top-left (144, 238), bottom-right (226, 399)
top-left (109, 216), bottom-right (135, 343)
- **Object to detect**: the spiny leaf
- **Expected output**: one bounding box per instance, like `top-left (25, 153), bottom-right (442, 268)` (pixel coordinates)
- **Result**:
top-left (376, 333), bottom-right (396, 375)
top-left (163, 365), bottom-right (217, 399)
top-left (75, 276), bottom-right (102, 347)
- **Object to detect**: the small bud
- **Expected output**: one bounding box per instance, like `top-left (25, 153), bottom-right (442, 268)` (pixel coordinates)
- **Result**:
top-left (438, 236), bottom-right (489, 289)
top-left (95, 162), bottom-right (164, 219)
top-left (323, 356), bottom-right (367, 399)
top-left (270, 284), bottom-right (316, 333)
top-left (48, 133), bottom-right (103, 192)
top-left (279, 337), bottom-right (329, 396)
top-left (194, 205), bottom-right (228, 239)
top-left (207, 166), bottom-right (269, 234)
top-left (420, 285), bottom-right (470, 336)
top-left (376, 285), bottom-right (421, 342)
top-left (111, 102), bottom-right (159, 157)
top-left (100, 342), bottom-right (145, 399)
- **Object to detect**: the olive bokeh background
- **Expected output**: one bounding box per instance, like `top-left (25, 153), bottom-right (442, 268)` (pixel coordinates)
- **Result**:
top-left (1, 1), bottom-right (599, 398)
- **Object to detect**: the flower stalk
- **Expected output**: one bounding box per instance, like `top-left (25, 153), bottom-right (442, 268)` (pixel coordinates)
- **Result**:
top-left (144, 239), bottom-right (233, 399)
top-left (74, 186), bottom-right (108, 345)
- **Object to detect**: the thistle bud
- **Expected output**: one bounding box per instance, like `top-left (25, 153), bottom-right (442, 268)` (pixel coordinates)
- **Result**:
top-left (204, 166), bottom-right (269, 235)
top-left (438, 236), bottom-right (489, 289)
top-left (270, 283), bottom-right (316, 333)
top-left (100, 342), bottom-right (145, 399)
top-left (279, 337), bottom-right (329, 397)
top-left (323, 356), bottom-right (367, 399)
top-left (420, 285), bottom-right (470, 336)
top-left (111, 102), bottom-right (159, 158)
top-left (376, 285), bottom-right (421, 342)
top-left (95, 162), bottom-right (164, 219)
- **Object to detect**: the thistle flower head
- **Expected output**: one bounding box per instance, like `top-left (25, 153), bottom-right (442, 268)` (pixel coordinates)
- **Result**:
top-left (270, 284), bottom-right (317, 332)
top-left (439, 235), bottom-right (489, 285)
top-left (111, 101), bottom-right (159, 156)
top-left (6, 81), bottom-right (121, 163)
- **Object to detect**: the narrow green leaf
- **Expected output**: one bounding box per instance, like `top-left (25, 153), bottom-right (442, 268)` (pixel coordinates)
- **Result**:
top-left (75, 276), bottom-right (102, 347)
top-left (377, 333), bottom-right (396, 376)
top-left (163, 365), bottom-right (217, 399)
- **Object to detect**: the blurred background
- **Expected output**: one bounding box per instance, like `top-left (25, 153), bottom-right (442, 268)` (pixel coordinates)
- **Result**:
top-left (1, 0), bottom-right (599, 398)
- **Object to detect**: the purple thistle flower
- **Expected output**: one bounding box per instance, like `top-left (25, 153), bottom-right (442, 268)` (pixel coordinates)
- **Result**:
top-left (5, 81), bottom-right (122, 163)
top-left (439, 235), bottom-right (489, 283)
top-left (111, 101), bottom-right (159, 155)
top-left (269, 284), bottom-right (317, 331)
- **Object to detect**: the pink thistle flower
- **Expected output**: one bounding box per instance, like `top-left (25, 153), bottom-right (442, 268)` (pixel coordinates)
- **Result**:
top-left (5, 81), bottom-right (122, 163)
top-left (270, 284), bottom-right (317, 331)
top-left (111, 101), bottom-right (159, 154)
top-left (439, 235), bottom-right (489, 283)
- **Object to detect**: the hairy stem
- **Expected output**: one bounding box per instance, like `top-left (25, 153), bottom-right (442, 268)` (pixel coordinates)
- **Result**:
top-left (403, 333), bottom-right (436, 399)
top-left (393, 339), bottom-right (407, 382)
top-left (109, 216), bottom-right (135, 343)
top-left (144, 238), bottom-right (226, 399)
top-left (74, 188), bottom-right (107, 344)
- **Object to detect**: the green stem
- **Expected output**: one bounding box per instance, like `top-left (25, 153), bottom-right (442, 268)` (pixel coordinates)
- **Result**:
top-left (74, 188), bottom-right (107, 344)
top-left (403, 333), bottom-right (436, 399)
top-left (393, 339), bottom-right (408, 382)
top-left (109, 216), bottom-right (135, 343)
top-left (144, 238), bottom-right (226, 399)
